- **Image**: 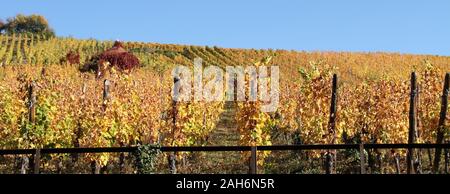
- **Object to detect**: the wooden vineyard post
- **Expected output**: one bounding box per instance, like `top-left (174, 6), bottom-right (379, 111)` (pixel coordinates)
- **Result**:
top-left (249, 146), bottom-right (257, 174)
top-left (415, 85), bottom-right (423, 174)
top-left (169, 77), bottom-right (178, 174)
top-left (91, 80), bottom-right (111, 174)
top-left (433, 73), bottom-right (450, 173)
top-left (102, 79), bottom-right (111, 112)
top-left (71, 83), bottom-right (87, 171)
top-left (407, 72), bottom-right (417, 174)
top-left (21, 81), bottom-right (37, 174)
top-left (326, 74), bottom-right (338, 174)
top-left (359, 143), bottom-right (366, 174)
top-left (103, 80), bottom-right (111, 173)
top-left (168, 153), bottom-right (177, 174)
top-left (28, 81), bottom-right (36, 123)
top-left (20, 156), bottom-right (29, 174)
top-left (119, 147), bottom-right (125, 173)
top-left (394, 153), bottom-right (401, 174)
top-left (33, 148), bottom-right (41, 174)
top-left (427, 149), bottom-right (433, 168)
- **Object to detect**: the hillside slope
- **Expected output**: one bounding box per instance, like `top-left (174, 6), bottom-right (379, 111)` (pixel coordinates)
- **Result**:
top-left (1, 34), bottom-right (449, 85)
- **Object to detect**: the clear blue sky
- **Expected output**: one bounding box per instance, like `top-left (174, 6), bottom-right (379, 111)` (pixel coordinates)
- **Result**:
top-left (1, 0), bottom-right (449, 56)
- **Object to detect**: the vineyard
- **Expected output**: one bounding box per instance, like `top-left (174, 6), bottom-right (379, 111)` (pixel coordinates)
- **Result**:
top-left (0, 34), bottom-right (449, 174)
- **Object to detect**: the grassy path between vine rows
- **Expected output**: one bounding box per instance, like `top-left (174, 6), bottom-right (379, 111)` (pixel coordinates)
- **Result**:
top-left (184, 101), bottom-right (247, 173)
top-left (205, 101), bottom-right (246, 173)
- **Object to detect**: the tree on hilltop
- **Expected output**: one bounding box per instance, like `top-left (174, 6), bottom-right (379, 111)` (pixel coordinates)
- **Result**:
top-left (0, 14), bottom-right (55, 39)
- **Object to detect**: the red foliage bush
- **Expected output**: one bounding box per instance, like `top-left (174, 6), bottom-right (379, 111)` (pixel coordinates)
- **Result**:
top-left (80, 41), bottom-right (140, 76)
top-left (97, 41), bottom-right (140, 71)
top-left (98, 51), bottom-right (140, 71)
